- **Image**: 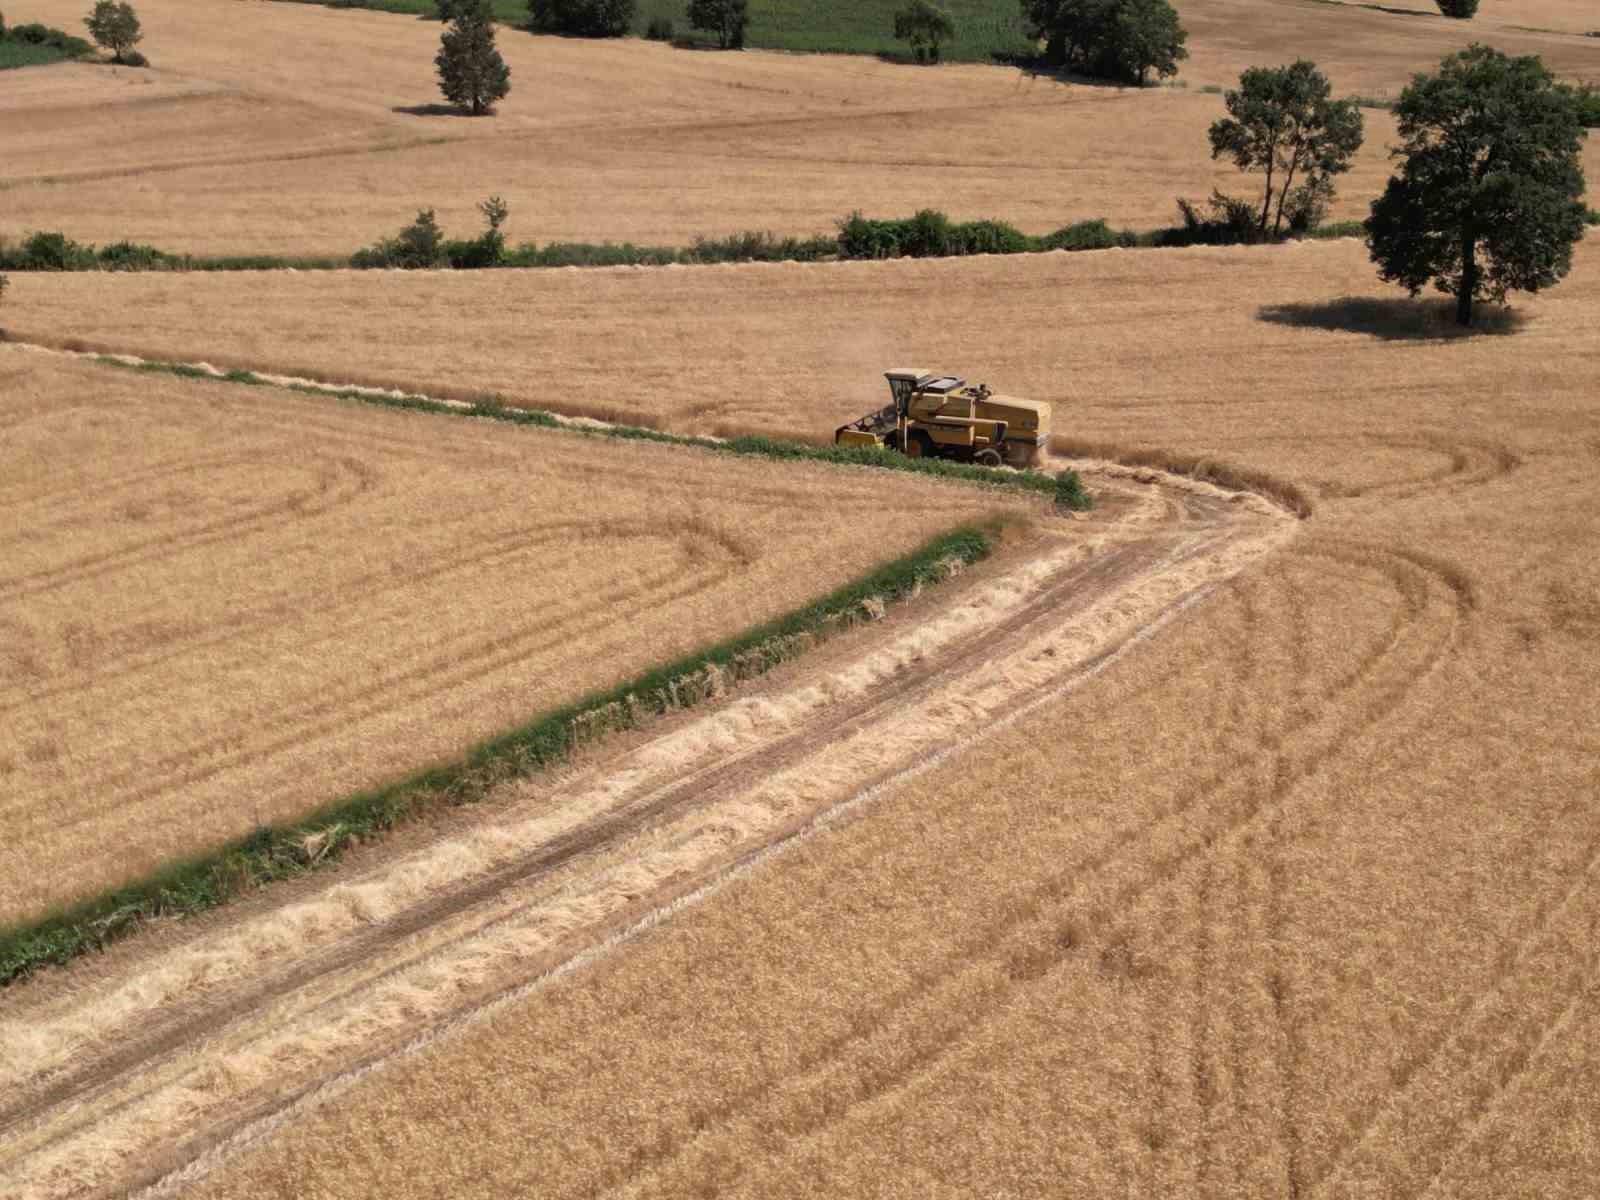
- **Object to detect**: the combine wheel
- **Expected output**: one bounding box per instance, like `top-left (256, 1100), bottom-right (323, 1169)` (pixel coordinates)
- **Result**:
top-left (975, 448), bottom-right (1003, 468)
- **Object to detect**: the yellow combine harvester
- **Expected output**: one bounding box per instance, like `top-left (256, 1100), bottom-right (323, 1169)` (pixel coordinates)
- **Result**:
top-left (835, 369), bottom-right (1051, 468)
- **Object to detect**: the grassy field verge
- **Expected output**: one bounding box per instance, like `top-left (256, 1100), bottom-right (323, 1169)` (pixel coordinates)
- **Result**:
top-left (0, 519), bottom-right (1001, 986)
top-left (77, 354), bottom-right (1082, 506)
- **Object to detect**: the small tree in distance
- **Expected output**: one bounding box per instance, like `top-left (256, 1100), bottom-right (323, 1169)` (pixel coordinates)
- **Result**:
top-left (1209, 61), bottom-right (1364, 236)
top-left (688, 0), bottom-right (747, 49)
top-left (436, 0), bottom-right (510, 116)
top-left (1021, 0), bottom-right (1187, 87)
top-left (894, 0), bottom-right (955, 63)
top-left (1110, 0), bottom-right (1186, 85)
top-left (1435, 0), bottom-right (1479, 17)
top-left (1366, 45), bottom-right (1588, 326)
top-left (84, 0), bottom-right (141, 64)
top-left (528, 0), bottom-right (635, 37)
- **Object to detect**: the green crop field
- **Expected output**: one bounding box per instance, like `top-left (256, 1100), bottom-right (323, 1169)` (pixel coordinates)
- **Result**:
top-left (284, 0), bottom-right (1030, 61)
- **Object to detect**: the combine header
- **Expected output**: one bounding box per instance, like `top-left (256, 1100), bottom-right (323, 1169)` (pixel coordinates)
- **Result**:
top-left (835, 369), bottom-right (1051, 468)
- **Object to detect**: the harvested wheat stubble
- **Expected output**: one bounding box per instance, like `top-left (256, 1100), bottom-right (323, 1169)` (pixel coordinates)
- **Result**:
top-left (0, 469), bottom-right (1291, 1200)
top-left (151, 229), bottom-right (1600, 1200)
top-left (2, 0), bottom-right (1594, 253)
top-left (0, 348), bottom-right (1033, 925)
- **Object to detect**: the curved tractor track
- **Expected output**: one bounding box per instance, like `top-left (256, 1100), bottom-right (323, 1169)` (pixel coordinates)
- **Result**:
top-left (0, 467), bottom-right (1296, 1200)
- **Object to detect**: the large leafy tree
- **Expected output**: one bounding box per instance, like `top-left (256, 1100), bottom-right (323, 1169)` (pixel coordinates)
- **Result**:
top-left (1209, 61), bottom-right (1364, 236)
top-left (436, 0), bottom-right (510, 116)
top-left (84, 0), bottom-right (140, 63)
top-left (688, 0), bottom-right (748, 49)
top-left (1365, 45), bottom-right (1588, 327)
top-left (894, 0), bottom-right (955, 63)
top-left (1020, 0), bottom-right (1186, 86)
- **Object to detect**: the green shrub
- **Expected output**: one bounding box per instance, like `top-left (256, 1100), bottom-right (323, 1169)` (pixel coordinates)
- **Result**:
top-left (97, 240), bottom-right (175, 269)
top-left (7, 20), bottom-right (94, 55)
top-left (1054, 469), bottom-right (1091, 511)
top-left (643, 13), bottom-right (672, 39)
top-left (504, 240), bottom-right (680, 267)
top-left (953, 218), bottom-right (1031, 254)
top-left (687, 230), bottom-right (835, 262)
top-left (1147, 191), bottom-right (1265, 247)
top-left (1038, 218), bottom-right (1129, 250)
top-left (351, 209), bottom-right (448, 269)
top-left (17, 231), bottom-right (97, 270)
top-left (1435, 0), bottom-right (1478, 16)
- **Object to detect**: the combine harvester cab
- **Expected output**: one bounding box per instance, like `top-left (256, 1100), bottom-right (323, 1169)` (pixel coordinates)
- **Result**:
top-left (836, 369), bottom-right (1051, 468)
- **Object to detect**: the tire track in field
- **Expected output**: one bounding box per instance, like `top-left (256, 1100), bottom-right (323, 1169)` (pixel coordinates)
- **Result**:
top-left (1311, 818), bottom-right (1600, 1198)
top-left (4, 527), bottom-right (742, 843)
top-left (3, 533), bottom-right (1162, 1150)
top-left (0, 480), bottom-right (1288, 1200)
top-left (597, 542), bottom-right (1469, 1200)
top-left (0, 454), bottom-right (379, 601)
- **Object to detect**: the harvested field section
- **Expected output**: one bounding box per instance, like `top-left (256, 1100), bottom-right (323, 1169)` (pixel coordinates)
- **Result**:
top-left (169, 232), bottom-right (1599, 1198)
top-left (12, 238), bottom-right (1597, 468)
top-left (2, 0), bottom-right (1593, 252)
top-left (0, 349), bottom-right (1031, 925)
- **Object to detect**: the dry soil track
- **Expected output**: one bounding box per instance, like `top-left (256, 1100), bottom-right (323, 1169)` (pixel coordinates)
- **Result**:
top-left (0, 467), bottom-right (1295, 1200)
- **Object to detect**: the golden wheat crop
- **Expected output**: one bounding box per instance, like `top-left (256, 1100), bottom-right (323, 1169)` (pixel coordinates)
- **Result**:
top-left (2, 0), bottom-right (1593, 253)
top-left (0, 347), bottom-right (1030, 925)
top-left (8, 236), bottom-right (1596, 451)
top-left (169, 231), bottom-right (1600, 1198)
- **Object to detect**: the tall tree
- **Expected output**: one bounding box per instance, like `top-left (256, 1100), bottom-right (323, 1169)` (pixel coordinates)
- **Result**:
top-left (688, 0), bottom-right (748, 49)
top-left (893, 0), bottom-right (955, 63)
top-left (84, 0), bottom-right (140, 64)
top-left (1365, 45), bottom-right (1587, 326)
top-left (1209, 61), bottom-right (1364, 236)
top-left (436, 0), bottom-right (510, 116)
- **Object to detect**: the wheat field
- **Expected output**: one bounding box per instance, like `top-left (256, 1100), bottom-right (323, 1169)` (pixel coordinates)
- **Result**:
top-left (0, 347), bottom-right (1031, 924)
top-left (132, 232), bottom-right (1599, 1198)
top-left (1, 0), bottom-right (1595, 253)
top-left (8, 236), bottom-right (1597, 449)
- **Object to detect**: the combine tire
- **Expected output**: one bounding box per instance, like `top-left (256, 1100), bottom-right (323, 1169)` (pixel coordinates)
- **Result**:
top-left (975, 448), bottom-right (1003, 468)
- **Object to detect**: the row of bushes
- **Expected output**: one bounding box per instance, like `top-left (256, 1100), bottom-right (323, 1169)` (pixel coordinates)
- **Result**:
top-left (0, 201), bottom-right (1415, 278)
top-left (0, 232), bottom-right (343, 271)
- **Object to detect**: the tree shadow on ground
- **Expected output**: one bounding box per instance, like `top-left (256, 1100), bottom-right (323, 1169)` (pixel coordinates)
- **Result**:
top-left (1257, 296), bottom-right (1526, 341)
top-left (392, 103), bottom-right (479, 116)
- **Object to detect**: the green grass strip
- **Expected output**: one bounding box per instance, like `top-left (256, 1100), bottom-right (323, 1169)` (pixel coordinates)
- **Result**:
top-left (91, 355), bottom-right (1090, 508)
top-left (0, 522), bottom-right (999, 986)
